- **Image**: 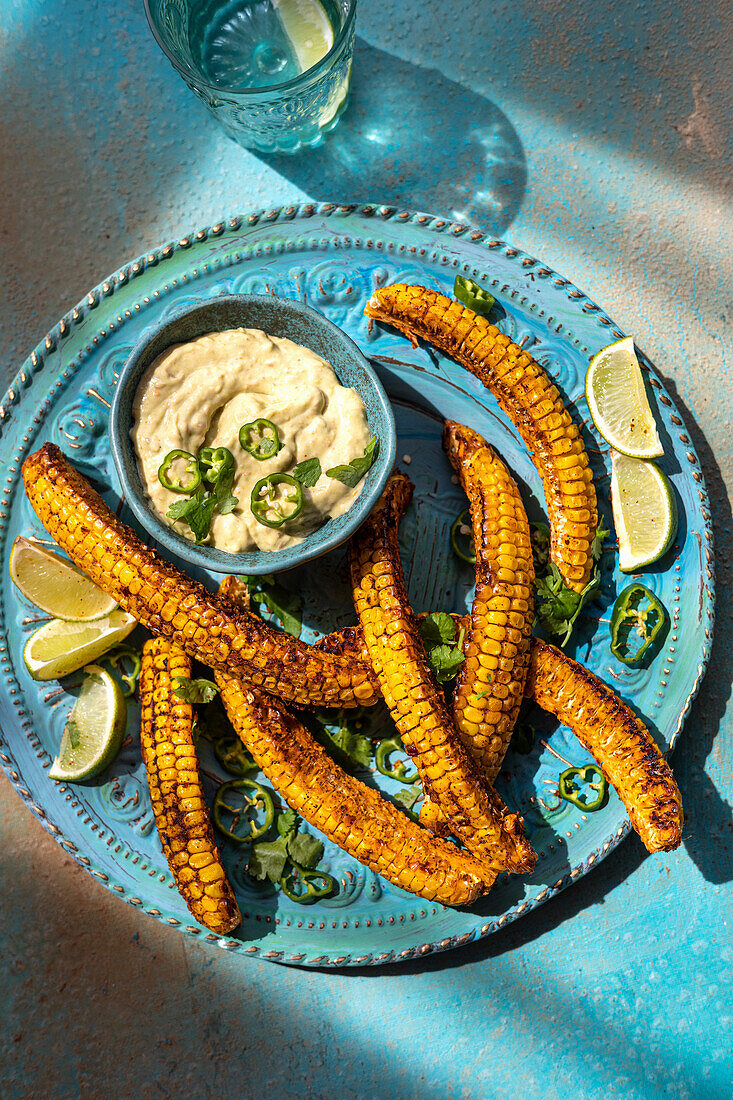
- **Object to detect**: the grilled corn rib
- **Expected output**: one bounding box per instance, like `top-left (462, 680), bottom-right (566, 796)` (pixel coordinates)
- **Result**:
top-left (349, 472), bottom-right (536, 875)
top-left (526, 640), bottom-right (683, 852)
top-left (216, 581), bottom-right (489, 906)
top-left (317, 623), bottom-right (683, 852)
top-left (140, 638), bottom-right (240, 933)
top-left (365, 284), bottom-right (598, 592)
top-left (445, 421), bottom-right (534, 782)
top-left (22, 444), bottom-right (379, 708)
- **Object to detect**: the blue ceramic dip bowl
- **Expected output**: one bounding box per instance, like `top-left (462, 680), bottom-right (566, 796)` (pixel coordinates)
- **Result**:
top-left (109, 294), bottom-right (396, 575)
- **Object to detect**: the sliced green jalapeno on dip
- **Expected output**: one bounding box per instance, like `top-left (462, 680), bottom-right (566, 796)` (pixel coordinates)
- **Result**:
top-left (250, 473), bottom-right (304, 529)
top-left (239, 418), bottom-right (281, 461)
top-left (157, 450), bottom-right (202, 494)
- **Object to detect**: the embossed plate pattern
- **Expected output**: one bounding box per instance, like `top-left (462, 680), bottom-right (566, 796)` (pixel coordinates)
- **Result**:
top-left (0, 204), bottom-right (715, 967)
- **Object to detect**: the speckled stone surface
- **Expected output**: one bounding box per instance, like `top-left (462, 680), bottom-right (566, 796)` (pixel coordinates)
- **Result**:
top-left (0, 1), bottom-right (731, 1097)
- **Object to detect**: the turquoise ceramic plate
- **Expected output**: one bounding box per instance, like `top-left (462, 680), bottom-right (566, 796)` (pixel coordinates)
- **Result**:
top-left (0, 204), bottom-right (715, 967)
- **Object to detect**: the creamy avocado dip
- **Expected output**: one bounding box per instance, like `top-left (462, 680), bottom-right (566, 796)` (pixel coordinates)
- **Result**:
top-left (131, 327), bottom-right (371, 552)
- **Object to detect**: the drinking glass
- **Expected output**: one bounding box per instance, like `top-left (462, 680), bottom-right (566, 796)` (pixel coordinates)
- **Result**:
top-left (144, 0), bottom-right (356, 153)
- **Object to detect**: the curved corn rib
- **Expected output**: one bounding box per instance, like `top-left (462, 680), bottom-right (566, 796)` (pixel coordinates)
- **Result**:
top-left (445, 421), bottom-right (534, 782)
top-left (316, 623), bottom-right (683, 853)
top-left (365, 284), bottom-right (598, 592)
top-left (140, 638), bottom-right (240, 934)
top-left (216, 676), bottom-right (489, 906)
top-left (526, 640), bottom-right (683, 852)
top-left (349, 472), bottom-right (536, 875)
top-left (22, 444), bottom-right (378, 708)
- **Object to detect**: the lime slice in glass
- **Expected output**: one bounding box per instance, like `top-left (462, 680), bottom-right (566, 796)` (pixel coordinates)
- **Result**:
top-left (9, 536), bottom-right (117, 621)
top-left (586, 337), bottom-right (664, 458)
top-left (277, 0), bottom-right (334, 73)
top-left (49, 665), bottom-right (127, 781)
top-left (611, 452), bottom-right (677, 572)
top-left (23, 610), bottom-right (136, 681)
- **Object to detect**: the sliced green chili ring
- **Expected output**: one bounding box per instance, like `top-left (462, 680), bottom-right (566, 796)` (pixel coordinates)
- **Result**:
top-left (239, 418), bottom-right (281, 461)
top-left (213, 778), bottom-right (274, 843)
top-left (250, 473), bottom-right (303, 529)
top-left (198, 446), bottom-right (235, 484)
top-left (157, 449), bottom-right (202, 494)
top-left (279, 865), bottom-right (336, 904)
top-left (610, 583), bottom-right (667, 666)
top-left (375, 735), bottom-right (420, 783)
top-left (450, 508), bottom-right (476, 564)
top-left (558, 765), bottom-right (607, 811)
top-left (105, 645), bottom-right (142, 698)
top-left (214, 736), bottom-right (258, 777)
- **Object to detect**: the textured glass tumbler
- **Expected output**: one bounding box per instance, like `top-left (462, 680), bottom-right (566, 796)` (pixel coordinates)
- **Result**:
top-left (144, 0), bottom-right (356, 153)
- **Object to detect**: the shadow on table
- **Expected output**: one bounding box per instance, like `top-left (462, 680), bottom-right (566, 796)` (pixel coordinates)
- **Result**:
top-left (255, 39), bottom-right (527, 234)
top-left (650, 373), bottom-right (733, 887)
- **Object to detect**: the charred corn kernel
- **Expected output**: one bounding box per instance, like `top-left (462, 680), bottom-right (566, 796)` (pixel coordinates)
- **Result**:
top-left (22, 444), bottom-right (379, 709)
top-left (139, 638), bottom-right (240, 934)
top-left (349, 473), bottom-right (535, 876)
top-left (365, 285), bottom-right (598, 591)
top-left (526, 639), bottom-right (683, 852)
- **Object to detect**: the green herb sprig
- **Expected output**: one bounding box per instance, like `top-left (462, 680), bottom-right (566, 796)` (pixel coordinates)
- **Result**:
top-left (327, 437), bottom-right (378, 488)
top-left (292, 457), bottom-right (322, 487)
top-left (534, 518), bottom-right (610, 645)
top-left (172, 676), bottom-right (219, 704)
top-left (240, 574), bottom-right (303, 639)
top-left (248, 809), bottom-right (326, 884)
top-left (419, 612), bottom-right (466, 684)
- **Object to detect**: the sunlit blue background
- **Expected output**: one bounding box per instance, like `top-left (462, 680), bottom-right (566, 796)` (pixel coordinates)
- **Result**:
top-left (1, 1), bottom-right (731, 1095)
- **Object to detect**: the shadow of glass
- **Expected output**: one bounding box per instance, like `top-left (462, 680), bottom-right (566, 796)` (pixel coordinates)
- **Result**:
top-left (651, 374), bottom-right (733, 886)
top-left (254, 39), bottom-right (527, 233)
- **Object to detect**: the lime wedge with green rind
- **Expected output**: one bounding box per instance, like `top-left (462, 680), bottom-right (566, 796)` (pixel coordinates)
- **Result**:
top-left (586, 337), bottom-right (664, 459)
top-left (23, 610), bottom-right (136, 681)
top-left (611, 452), bottom-right (677, 572)
top-left (9, 536), bottom-right (118, 621)
top-left (49, 664), bottom-right (127, 781)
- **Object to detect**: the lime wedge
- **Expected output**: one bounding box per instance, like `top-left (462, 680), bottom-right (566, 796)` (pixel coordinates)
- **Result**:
top-left (49, 664), bottom-right (127, 781)
top-left (611, 452), bottom-right (677, 572)
top-left (586, 337), bottom-right (663, 458)
top-left (9, 536), bottom-right (117, 621)
top-left (23, 610), bottom-right (136, 681)
top-left (277, 0), bottom-right (334, 73)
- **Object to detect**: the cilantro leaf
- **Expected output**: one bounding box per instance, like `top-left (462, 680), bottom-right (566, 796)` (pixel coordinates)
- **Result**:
top-left (276, 808), bottom-right (298, 839)
top-left (172, 676), bottom-right (219, 704)
top-left (167, 489), bottom-right (218, 543)
top-left (209, 458), bottom-right (238, 515)
top-left (326, 437), bottom-right (379, 488)
top-left (248, 810), bottom-right (324, 880)
top-left (314, 715), bottom-right (373, 771)
top-left (454, 275), bottom-right (495, 316)
top-left (394, 787), bottom-right (421, 812)
top-left (535, 564), bottom-right (601, 646)
top-left (288, 830), bottom-right (324, 871)
top-left (239, 575), bottom-right (303, 639)
top-left (419, 615), bottom-right (465, 683)
top-left (427, 642), bottom-right (466, 683)
top-left (247, 837), bottom-right (289, 883)
top-left (591, 517), bottom-right (611, 562)
top-left (65, 717), bottom-right (82, 751)
top-left (419, 611), bottom-right (457, 645)
top-left (292, 457), bottom-right (322, 488)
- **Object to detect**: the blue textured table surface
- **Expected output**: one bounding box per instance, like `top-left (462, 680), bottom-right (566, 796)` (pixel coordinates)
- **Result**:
top-left (1, 2), bottom-right (731, 1096)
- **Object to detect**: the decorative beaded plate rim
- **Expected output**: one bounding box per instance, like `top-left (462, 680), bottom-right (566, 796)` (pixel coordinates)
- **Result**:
top-left (0, 202), bottom-right (715, 968)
